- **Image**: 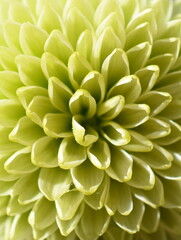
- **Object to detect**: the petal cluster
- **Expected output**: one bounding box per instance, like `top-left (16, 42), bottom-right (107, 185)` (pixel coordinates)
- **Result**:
top-left (0, 0), bottom-right (181, 239)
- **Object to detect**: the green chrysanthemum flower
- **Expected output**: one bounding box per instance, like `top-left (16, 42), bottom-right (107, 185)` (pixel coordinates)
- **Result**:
top-left (0, 0), bottom-right (181, 239)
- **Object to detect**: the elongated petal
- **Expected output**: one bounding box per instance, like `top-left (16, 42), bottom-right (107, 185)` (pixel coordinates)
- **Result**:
top-left (55, 190), bottom-right (84, 220)
top-left (100, 121), bottom-right (131, 146)
top-left (0, 46), bottom-right (18, 71)
top-left (161, 99), bottom-right (181, 120)
top-left (32, 136), bottom-right (60, 168)
top-left (113, 197), bottom-right (145, 234)
top-left (58, 137), bottom-right (87, 169)
top-left (141, 206), bottom-right (160, 233)
top-left (106, 148), bottom-right (133, 182)
top-left (71, 160), bottom-right (104, 195)
top-left (38, 168), bottom-right (72, 201)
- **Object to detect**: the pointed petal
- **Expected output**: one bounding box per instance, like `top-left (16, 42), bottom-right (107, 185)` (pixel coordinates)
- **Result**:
top-left (113, 197), bottom-right (145, 234)
top-left (141, 206), bottom-right (160, 233)
top-left (106, 148), bottom-right (133, 182)
top-left (38, 167), bottom-right (72, 201)
top-left (0, 46), bottom-right (18, 71)
top-left (161, 99), bottom-right (181, 120)
top-left (55, 190), bottom-right (84, 220)
top-left (71, 160), bottom-right (104, 195)
top-left (32, 136), bottom-right (60, 168)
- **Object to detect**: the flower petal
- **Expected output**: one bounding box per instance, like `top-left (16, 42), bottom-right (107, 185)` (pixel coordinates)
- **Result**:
top-left (106, 148), bottom-right (133, 182)
top-left (58, 137), bottom-right (87, 169)
top-left (108, 75), bottom-right (141, 103)
top-left (19, 23), bottom-right (48, 57)
top-left (100, 121), bottom-right (131, 146)
top-left (105, 180), bottom-right (133, 216)
top-left (0, 181), bottom-right (15, 196)
top-left (141, 206), bottom-right (160, 233)
top-left (55, 190), bottom-right (84, 220)
top-left (101, 48), bottom-right (129, 89)
top-left (87, 139), bottom-right (111, 169)
top-left (113, 197), bottom-right (145, 234)
top-left (0, 46), bottom-right (18, 71)
top-left (127, 156), bottom-right (155, 190)
top-left (44, 30), bottom-right (73, 64)
top-left (38, 168), bottom-right (72, 201)
top-left (71, 160), bottom-right (104, 195)
top-left (15, 55), bottom-right (47, 87)
top-left (161, 99), bottom-right (181, 120)
top-left (32, 136), bottom-right (60, 168)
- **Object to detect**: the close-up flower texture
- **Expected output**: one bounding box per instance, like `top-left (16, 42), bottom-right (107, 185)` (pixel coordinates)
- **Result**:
top-left (0, 0), bottom-right (181, 239)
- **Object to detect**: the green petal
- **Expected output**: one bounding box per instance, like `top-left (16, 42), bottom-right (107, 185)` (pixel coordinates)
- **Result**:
top-left (137, 91), bottom-right (172, 116)
top-left (70, 160), bottom-right (104, 195)
top-left (3, 21), bottom-right (21, 51)
top-left (0, 180), bottom-right (15, 196)
top-left (72, 115), bottom-right (98, 147)
top-left (9, 2), bottom-right (35, 24)
top-left (7, 196), bottom-right (34, 216)
top-left (101, 48), bottom-right (129, 89)
top-left (84, 174), bottom-right (110, 210)
top-left (134, 144), bottom-right (173, 170)
top-left (162, 19), bottom-right (181, 39)
top-left (93, 27), bottom-right (122, 70)
top-left (122, 131), bottom-right (153, 152)
top-left (81, 71), bottom-right (106, 103)
top-left (16, 86), bottom-right (48, 109)
top-left (29, 197), bottom-right (56, 230)
top-left (87, 138), bottom-right (111, 169)
top-left (147, 54), bottom-right (174, 79)
top-left (56, 202), bottom-right (84, 236)
top-left (162, 178), bottom-right (181, 208)
top-left (37, 6), bottom-right (62, 33)
top-left (15, 55), bottom-right (47, 87)
top-left (38, 167), bottom-right (72, 201)
top-left (126, 9), bottom-right (157, 37)
top-left (76, 29), bottom-right (94, 62)
top-left (44, 30), bottom-right (73, 64)
top-left (154, 118), bottom-right (181, 146)
top-left (43, 113), bottom-right (72, 138)
top-left (0, 71), bottom-right (23, 100)
top-left (135, 65), bottom-right (159, 93)
top-left (0, 128), bottom-right (22, 153)
top-left (12, 171), bottom-right (42, 205)
top-left (32, 136), bottom-right (60, 168)
top-left (97, 95), bottom-right (125, 121)
top-left (4, 147), bottom-right (38, 174)
top-left (69, 89), bottom-right (97, 119)
top-left (0, 46), bottom-right (18, 71)
top-left (48, 77), bottom-right (73, 113)
top-left (125, 23), bottom-right (153, 50)
top-left (155, 153), bottom-right (181, 180)
top-left (68, 52), bottom-right (92, 90)
top-left (105, 180), bottom-right (133, 216)
top-left (41, 53), bottom-right (71, 88)
top-left (58, 137), bottom-right (87, 169)
top-left (9, 116), bottom-right (45, 146)
top-left (127, 42), bottom-right (152, 74)
top-left (55, 190), bottom-right (84, 220)
top-left (94, 0), bottom-right (124, 28)
top-left (127, 156), bottom-right (155, 190)
top-left (96, 12), bottom-right (125, 46)
top-left (156, 81), bottom-right (181, 100)
top-left (9, 213), bottom-right (33, 240)
top-left (26, 96), bottom-right (57, 127)
top-left (100, 121), bottom-right (131, 146)
top-left (133, 176), bottom-right (164, 208)
top-left (113, 197), bottom-right (145, 234)
top-left (107, 75), bottom-right (141, 103)
top-left (0, 196), bottom-right (10, 216)
top-left (32, 222), bottom-right (57, 240)
top-left (76, 205), bottom-right (110, 240)
top-left (0, 99), bottom-right (24, 128)
top-left (161, 99), bottom-right (181, 120)
top-left (135, 117), bottom-right (171, 139)
top-left (106, 148), bottom-right (133, 182)
top-left (19, 23), bottom-right (48, 57)
top-left (64, 8), bottom-right (92, 48)
top-left (141, 206), bottom-right (160, 233)
top-left (116, 104), bottom-right (150, 128)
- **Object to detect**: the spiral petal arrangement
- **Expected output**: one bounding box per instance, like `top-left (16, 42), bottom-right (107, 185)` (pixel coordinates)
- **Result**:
top-left (0, 0), bottom-right (181, 239)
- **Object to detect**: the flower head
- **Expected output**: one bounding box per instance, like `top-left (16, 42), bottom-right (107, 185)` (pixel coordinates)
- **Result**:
top-left (0, 0), bottom-right (181, 239)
